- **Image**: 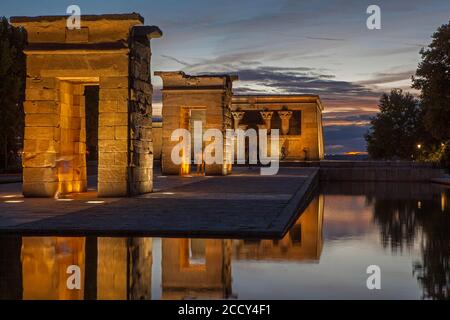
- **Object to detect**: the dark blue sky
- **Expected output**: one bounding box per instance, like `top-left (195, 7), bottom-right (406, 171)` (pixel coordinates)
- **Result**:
top-left (3, 0), bottom-right (450, 153)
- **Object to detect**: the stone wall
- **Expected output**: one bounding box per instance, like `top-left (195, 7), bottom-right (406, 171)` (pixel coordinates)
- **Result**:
top-left (97, 74), bottom-right (130, 197)
top-left (282, 161), bottom-right (446, 182)
top-left (319, 161), bottom-right (445, 182)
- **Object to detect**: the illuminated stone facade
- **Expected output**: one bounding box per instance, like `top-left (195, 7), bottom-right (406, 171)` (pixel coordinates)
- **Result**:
top-left (11, 14), bottom-right (161, 197)
top-left (156, 71), bottom-right (237, 175)
top-left (232, 95), bottom-right (325, 161)
top-left (155, 75), bottom-right (325, 174)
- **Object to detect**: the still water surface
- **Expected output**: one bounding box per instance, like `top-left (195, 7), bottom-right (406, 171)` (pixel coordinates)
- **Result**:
top-left (0, 182), bottom-right (449, 300)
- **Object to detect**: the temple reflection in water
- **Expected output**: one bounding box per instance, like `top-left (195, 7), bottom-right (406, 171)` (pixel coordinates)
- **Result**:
top-left (18, 237), bottom-right (152, 300)
top-left (0, 196), bottom-right (324, 300)
top-left (162, 239), bottom-right (232, 299)
top-left (0, 187), bottom-right (448, 300)
top-left (233, 195), bottom-right (324, 262)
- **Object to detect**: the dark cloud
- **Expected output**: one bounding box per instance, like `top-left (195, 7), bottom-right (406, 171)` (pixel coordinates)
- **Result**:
top-left (160, 55), bottom-right (191, 67)
top-left (323, 114), bottom-right (374, 127)
top-left (305, 36), bottom-right (346, 41)
top-left (324, 125), bottom-right (370, 153)
top-left (358, 70), bottom-right (415, 85)
top-left (323, 114), bottom-right (374, 122)
top-left (158, 57), bottom-right (376, 102)
top-left (234, 66), bottom-right (380, 100)
top-left (161, 52), bottom-right (266, 72)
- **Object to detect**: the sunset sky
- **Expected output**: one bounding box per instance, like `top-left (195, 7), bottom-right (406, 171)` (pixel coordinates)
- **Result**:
top-left (3, 0), bottom-right (450, 153)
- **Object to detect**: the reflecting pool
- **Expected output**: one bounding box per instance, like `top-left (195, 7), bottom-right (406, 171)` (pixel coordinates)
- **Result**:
top-left (0, 182), bottom-right (449, 300)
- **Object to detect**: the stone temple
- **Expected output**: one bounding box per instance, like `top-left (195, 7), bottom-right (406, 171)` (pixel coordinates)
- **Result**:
top-left (155, 72), bottom-right (325, 176)
top-left (12, 13), bottom-right (325, 197)
top-left (156, 71), bottom-right (237, 175)
top-left (11, 14), bottom-right (162, 197)
top-left (231, 95), bottom-right (325, 161)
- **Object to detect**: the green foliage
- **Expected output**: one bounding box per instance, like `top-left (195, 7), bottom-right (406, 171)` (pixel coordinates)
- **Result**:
top-left (365, 89), bottom-right (425, 160)
top-left (367, 21), bottom-right (450, 167)
top-left (421, 142), bottom-right (448, 163)
top-left (412, 21), bottom-right (450, 143)
top-left (0, 17), bottom-right (26, 171)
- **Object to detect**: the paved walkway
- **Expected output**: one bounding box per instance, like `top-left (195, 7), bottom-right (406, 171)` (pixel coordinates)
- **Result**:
top-left (0, 167), bottom-right (318, 238)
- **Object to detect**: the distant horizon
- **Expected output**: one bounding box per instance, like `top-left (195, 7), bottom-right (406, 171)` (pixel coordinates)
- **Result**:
top-left (2, 0), bottom-right (450, 153)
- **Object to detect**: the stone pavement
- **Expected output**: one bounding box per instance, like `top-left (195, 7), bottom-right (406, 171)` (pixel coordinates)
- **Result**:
top-left (0, 167), bottom-right (318, 238)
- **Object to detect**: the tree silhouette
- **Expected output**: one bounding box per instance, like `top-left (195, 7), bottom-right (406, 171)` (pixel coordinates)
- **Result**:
top-left (0, 17), bottom-right (26, 172)
top-left (365, 89), bottom-right (425, 160)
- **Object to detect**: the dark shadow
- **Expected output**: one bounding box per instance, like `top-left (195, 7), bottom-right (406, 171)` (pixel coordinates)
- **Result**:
top-left (0, 236), bottom-right (22, 299)
top-left (85, 85), bottom-right (99, 176)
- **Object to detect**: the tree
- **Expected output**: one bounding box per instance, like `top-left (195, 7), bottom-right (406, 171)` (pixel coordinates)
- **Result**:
top-left (365, 89), bottom-right (424, 160)
top-left (412, 20), bottom-right (450, 163)
top-left (0, 17), bottom-right (26, 171)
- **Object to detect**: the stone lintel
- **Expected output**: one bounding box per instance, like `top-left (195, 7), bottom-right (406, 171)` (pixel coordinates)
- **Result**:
top-left (160, 86), bottom-right (233, 92)
top-left (10, 13), bottom-right (158, 53)
top-left (155, 71), bottom-right (238, 88)
top-left (23, 42), bottom-right (129, 53)
top-left (232, 95), bottom-right (324, 111)
top-left (10, 13), bottom-right (144, 24)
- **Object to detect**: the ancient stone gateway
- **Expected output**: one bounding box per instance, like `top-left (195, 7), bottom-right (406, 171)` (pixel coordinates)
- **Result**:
top-left (11, 14), bottom-right (162, 197)
top-left (156, 71), bottom-right (237, 176)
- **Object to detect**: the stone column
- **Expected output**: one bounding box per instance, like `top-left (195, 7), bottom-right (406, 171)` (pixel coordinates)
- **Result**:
top-left (231, 111), bottom-right (245, 130)
top-left (22, 77), bottom-right (60, 197)
top-left (260, 111), bottom-right (273, 132)
top-left (129, 238), bottom-right (153, 300)
top-left (128, 38), bottom-right (154, 195)
top-left (278, 111), bottom-right (293, 135)
top-left (98, 77), bottom-right (130, 197)
top-left (97, 238), bottom-right (128, 300)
